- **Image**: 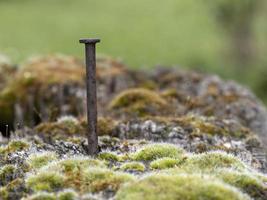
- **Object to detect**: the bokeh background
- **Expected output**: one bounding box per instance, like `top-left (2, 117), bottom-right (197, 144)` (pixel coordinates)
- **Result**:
top-left (0, 0), bottom-right (267, 103)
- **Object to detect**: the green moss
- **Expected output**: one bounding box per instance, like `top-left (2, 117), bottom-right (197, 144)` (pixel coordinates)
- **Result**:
top-left (120, 162), bottom-right (145, 172)
top-left (26, 171), bottom-right (64, 192)
top-left (35, 120), bottom-right (85, 138)
top-left (0, 178), bottom-right (26, 200)
top-left (108, 88), bottom-right (168, 116)
top-left (150, 158), bottom-right (183, 170)
top-left (98, 152), bottom-right (119, 162)
top-left (0, 164), bottom-right (16, 185)
top-left (45, 157), bottom-right (105, 173)
top-left (97, 117), bottom-right (117, 136)
top-left (116, 173), bottom-right (250, 200)
top-left (215, 169), bottom-right (267, 200)
top-left (57, 189), bottom-right (78, 200)
top-left (0, 186), bottom-right (8, 200)
top-left (26, 157), bottom-right (133, 193)
top-left (27, 152), bottom-right (58, 169)
top-left (23, 192), bottom-right (57, 200)
top-left (81, 167), bottom-right (135, 193)
top-left (131, 143), bottom-right (184, 161)
top-left (0, 140), bottom-right (30, 154)
top-left (182, 151), bottom-right (246, 172)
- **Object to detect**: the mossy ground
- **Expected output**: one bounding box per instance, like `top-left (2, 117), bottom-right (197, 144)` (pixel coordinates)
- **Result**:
top-left (0, 138), bottom-right (266, 200)
top-left (1, 55), bottom-right (267, 199)
top-left (116, 174), bottom-right (251, 200)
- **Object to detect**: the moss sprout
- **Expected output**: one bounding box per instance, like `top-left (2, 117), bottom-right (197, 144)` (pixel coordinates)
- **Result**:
top-left (26, 171), bottom-right (64, 192)
top-left (131, 143), bottom-right (184, 161)
top-left (120, 162), bottom-right (146, 172)
top-left (98, 152), bottom-right (119, 162)
top-left (116, 173), bottom-right (250, 200)
top-left (150, 158), bottom-right (183, 170)
top-left (27, 152), bottom-right (58, 169)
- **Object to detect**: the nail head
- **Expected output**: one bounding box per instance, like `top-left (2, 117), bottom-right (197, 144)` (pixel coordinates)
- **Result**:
top-left (79, 38), bottom-right (100, 44)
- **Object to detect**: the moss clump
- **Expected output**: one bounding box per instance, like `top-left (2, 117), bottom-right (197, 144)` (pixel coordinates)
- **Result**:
top-left (97, 117), bottom-right (117, 136)
top-left (0, 187), bottom-right (8, 200)
top-left (98, 152), bottom-right (119, 162)
top-left (26, 171), bottom-right (64, 192)
top-left (0, 164), bottom-right (16, 186)
top-left (183, 151), bottom-right (246, 172)
top-left (35, 120), bottom-right (85, 138)
top-left (108, 88), bottom-right (168, 116)
top-left (120, 162), bottom-right (146, 172)
top-left (27, 152), bottom-right (58, 169)
top-left (23, 192), bottom-right (57, 200)
top-left (116, 174), bottom-right (250, 200)
top-left (81, 167), bottom-right (135, 193)
top-left (215, 169), bottom-right (267, 200)
top-left (0, 140), bottom-right (30, 154)
top-left (131, 143), bottom-right (184, 161)
top-left (45, 157), bottom-right (105, 173)
top-left (150, 158), bottom-right (183, 170)
top-left (58, 189), bottom-right (78, 200)
top-left (26, 157), bottom-right (133, 193)
top-left (0, 178), bottom-right (26, 200)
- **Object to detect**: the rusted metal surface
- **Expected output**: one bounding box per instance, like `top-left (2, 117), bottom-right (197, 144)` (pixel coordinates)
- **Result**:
top-left (79, 38), bottom-right (100, 155)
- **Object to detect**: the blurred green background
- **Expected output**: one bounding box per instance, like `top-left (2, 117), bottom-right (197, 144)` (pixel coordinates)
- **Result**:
top-left (0, 0), bottom-right (267, 103)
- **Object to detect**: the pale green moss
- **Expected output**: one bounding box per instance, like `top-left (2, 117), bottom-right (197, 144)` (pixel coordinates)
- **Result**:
top-left (150, 158), bottom-right (183, 170)
top-left (0, 186), bottom-right (8, 200)
top-left (120, 162), bottom-right (145, 172)
top-left (131, 143), bottom-right (184, 161)
top-left (116, 173), bottom-right (250, 200)
top-left (0, 164), bottom-right (16, 185)
top-left (0, 140), bottom-right (30, 154)
top-left (1, 178), bottom-right (25, 200)
top-left (58, 189), bottom-right (78, 200)
top-left (42, 157), bottom-right (105, 173)
top-left (81, 167), bottom-right (135, 193)
top-left (182, 151), bottom-right (246, 172)
top-left (215, 169), bottom-right (267, 200)
top-left (27, 152), bottom-right (58, 169)
top-left (26, 171), bottom-right (64, 192)
top-left (27, 156), bottom-right (132, 193)
top-left (98, 152), bottom-right (119, 162)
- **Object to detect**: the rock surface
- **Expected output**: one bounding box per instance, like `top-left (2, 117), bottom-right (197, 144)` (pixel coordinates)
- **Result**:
top-left (0, 54), bottom-right (267, 200)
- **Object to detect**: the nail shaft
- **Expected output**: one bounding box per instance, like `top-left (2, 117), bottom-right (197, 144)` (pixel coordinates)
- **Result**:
top-left (79, 38), bottom-right (100, 155)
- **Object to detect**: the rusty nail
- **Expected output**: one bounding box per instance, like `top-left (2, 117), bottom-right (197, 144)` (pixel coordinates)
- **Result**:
top-left (79, 38), bottom-right (100, 155)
